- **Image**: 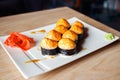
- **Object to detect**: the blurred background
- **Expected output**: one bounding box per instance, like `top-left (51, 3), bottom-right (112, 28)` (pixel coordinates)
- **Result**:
top-left (0, 0), bottom-right (120, 31)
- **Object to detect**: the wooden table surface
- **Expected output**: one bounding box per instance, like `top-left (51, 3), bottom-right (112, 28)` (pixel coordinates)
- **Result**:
top-left (0, 7), bottom-right (120, 80)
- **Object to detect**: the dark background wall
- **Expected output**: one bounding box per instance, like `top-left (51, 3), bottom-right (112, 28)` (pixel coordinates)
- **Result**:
top-left (0, 0), bottom-right (120, 31)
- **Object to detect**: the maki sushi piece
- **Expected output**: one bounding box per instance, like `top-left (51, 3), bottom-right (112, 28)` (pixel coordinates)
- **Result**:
top-left (46, 30), bottom-right (62, 41)
top-left (56, 18), bottom-right (70, 29)
top-left (58, 38), bottom-right (76, 55)
top-left (62, 30), bottom-right (78, 42)
top-left (54, 25), bottom-right (68, 34)
top-left (40, 38), bottom-right (58, 55)
top-left (70, 25), bottom-right (84, 40)
top-left (72, 21), bottom-right (84, 29)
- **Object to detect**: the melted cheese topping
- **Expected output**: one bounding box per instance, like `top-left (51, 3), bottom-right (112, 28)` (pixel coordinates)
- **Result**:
top-left (46, 30), bottom-right (61, 41)
top-left (62, 30), bottom-right (78, 41)
top-left (40, 38), bottom-right (58, 49)
top-left (73, 21), bottom-right (84, 28)
top-left (54, 25), bottom-right (68, 34)
top-left (70, 25), bottom-right (83, 34)
top-left (56, 18), bottom-right (70, 28)
top-left (58, 38), bottom-right (76, 50)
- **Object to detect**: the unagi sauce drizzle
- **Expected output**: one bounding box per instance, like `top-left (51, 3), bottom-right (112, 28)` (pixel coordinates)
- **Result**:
top-left (30, 29), bottom-right (46, 34)
top-left (25, 58), bottom-right (47, 64)
top-left (38, 29), bottom-right (46, 33)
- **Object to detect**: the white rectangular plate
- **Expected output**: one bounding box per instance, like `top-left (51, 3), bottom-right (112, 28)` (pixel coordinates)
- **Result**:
top-left (0, 17), bottom-right (119, 79)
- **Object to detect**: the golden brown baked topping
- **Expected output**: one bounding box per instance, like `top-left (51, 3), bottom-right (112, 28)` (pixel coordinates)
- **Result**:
top-left (62, 30), bottom-right (78, 41)
top-left (58, 38), bottom-right (76, 50)
top-left (46, 30), bottom-right (61, 41)
top-left (40, 38), bottom-right (58, 49)
top-left (54, 25), bottom-right (68, 34)
top-left (70, 25), bottom-right (83, 34)
top-left (73, 21), bottom-right (84, 28)
top-left (56, 18), bottom-right (70, 28)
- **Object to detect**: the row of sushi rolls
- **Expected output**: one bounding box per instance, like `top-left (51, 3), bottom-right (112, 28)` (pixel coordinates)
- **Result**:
top-left (40, 18), bottom-right (84, 56)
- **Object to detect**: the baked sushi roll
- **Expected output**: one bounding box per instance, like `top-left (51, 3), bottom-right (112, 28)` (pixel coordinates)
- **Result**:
top-left (70, 25), bottom-right (83, 40)
top-left (40, 38), bottom-right (58, 55)
top-left (54, 25), bottom-right (68, 34)
top-left (72, 21), bottom-right (84, 29)
top-left (58, 38), bottom-right (76, 55)
top-left (56, 18), bottom-right (70, 29)
top-left (62, 30), bottom-right (78, 42)
top-left (46, 30), bottom-right (62, 41)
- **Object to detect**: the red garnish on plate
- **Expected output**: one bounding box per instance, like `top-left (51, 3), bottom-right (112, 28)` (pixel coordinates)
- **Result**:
top-left (4, 32), bottom-right (35, 51)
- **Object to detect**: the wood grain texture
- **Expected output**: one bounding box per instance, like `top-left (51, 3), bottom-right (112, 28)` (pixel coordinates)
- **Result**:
top-left (0, 7), bottom-right (120, 80)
